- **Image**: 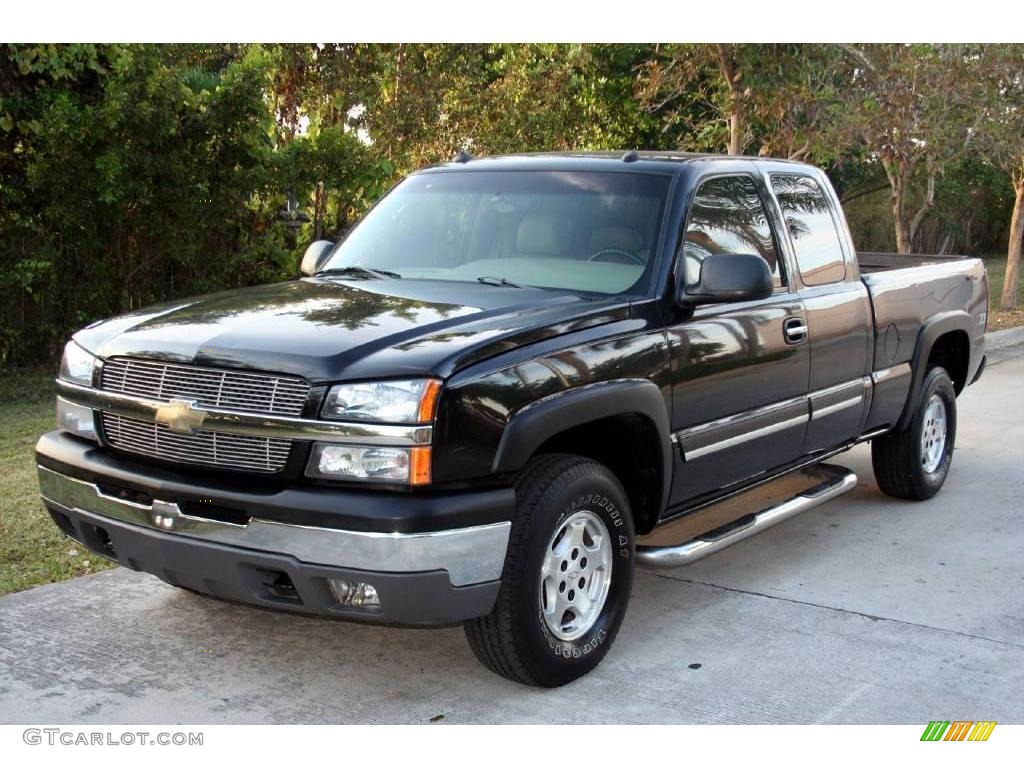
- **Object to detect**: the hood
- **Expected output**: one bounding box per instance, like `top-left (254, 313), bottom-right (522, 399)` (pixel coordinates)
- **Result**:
top-left (74, 277), bottom-right (631, 382)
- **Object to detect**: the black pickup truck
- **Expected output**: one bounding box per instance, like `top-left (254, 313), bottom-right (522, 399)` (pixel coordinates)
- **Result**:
top-left (37, 152), bottom-right (988, 687)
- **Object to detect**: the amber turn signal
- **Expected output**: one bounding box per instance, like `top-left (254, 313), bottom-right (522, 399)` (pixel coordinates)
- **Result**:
top-left (417, 379), bottom-right (442, 423)
top-left (409, 446), bottom-right (432, 486)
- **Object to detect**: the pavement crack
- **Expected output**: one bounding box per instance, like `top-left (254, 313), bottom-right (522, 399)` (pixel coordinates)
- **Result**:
top-left (644, 570), bottom-right (1024, 651)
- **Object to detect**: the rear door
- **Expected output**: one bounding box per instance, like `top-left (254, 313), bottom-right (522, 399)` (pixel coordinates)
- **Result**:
top-left (764, 168), bottom-right (873, 454)
top-left (667, 171), bottom-right (811, 504)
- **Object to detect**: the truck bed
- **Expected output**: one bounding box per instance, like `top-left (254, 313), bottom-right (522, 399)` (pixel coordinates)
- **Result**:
top-left (856, 251), bottom-right (975, 273)
top-left (858, 251), bottom-right (988, 386)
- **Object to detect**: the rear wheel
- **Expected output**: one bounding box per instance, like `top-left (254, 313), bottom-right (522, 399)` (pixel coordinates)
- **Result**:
top-left (464, 454), bottom-right (635, 687)
top-left (872, 366), bottom-right (957, 500)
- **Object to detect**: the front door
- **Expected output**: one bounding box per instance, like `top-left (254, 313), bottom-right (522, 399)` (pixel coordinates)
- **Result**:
top-left (667, 173), bottom-right (810, 504)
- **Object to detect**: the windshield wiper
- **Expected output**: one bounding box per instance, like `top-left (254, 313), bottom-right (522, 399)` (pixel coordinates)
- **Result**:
top-left (317, 265), bottom-right (403, 280)
top-left (476, 275), bottom-right (525, 288)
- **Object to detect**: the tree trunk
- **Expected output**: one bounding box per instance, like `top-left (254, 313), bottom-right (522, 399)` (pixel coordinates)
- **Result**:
top-left (1001, 177), bottom-right (1024, 311)
top-left (891, 184), bottom-right (913, 255)
top-left (727, 111), bottom-right (741, 156)
top-left (715, 44), bottom-right (743, 156)
top-left (883, 156), bottom-right (913, 255)
top-left (908, 162), bottom-right (939, 250)
top-left (312, 181), bottom-right (325, 241)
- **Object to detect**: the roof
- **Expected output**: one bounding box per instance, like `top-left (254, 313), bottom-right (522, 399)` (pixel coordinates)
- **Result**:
top-left (421, 150), bottom-right (810, 175)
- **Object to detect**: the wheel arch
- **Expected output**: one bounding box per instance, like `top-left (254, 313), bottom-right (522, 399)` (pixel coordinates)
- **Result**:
top-left (492, 379), bottom-right (672, 534)
top-left (897, 311), bottom-right (972, 431)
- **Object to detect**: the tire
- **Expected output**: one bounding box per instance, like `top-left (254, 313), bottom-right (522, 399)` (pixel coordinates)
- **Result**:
top-left (871, 366), bottom-right (957, 501)
top-left (464, 454), bottom-right (635, 687)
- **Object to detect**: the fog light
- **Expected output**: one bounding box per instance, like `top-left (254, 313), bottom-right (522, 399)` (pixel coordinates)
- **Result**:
top-left (56, 396), bottom-right (97, 441)
top-left (327, 578), bottom-right (381, 610)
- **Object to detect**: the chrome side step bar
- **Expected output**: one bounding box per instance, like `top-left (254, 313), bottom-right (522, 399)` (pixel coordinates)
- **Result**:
top-left (636, 463), bottom-right (858, 569)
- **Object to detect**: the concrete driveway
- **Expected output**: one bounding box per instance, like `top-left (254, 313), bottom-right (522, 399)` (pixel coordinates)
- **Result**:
top-left (2, 347), bottom-right (1022, 724)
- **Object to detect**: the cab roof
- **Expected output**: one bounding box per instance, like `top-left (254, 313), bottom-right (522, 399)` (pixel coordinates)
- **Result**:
top-left (421, 150), bottom-right (812, 175)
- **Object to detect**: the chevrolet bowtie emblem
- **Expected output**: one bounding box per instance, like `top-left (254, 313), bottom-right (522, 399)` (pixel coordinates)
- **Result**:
top-left (154, 398), bottom-right (208, 434)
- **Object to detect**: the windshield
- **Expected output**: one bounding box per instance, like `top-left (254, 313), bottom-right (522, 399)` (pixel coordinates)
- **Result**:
top-left (318, 170), bottom-right (671, 295)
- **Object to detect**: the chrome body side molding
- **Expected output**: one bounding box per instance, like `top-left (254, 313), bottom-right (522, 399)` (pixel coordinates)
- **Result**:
top-left (675, 376), bottom-right (873, 460)
top-left (865, 362), bottom-right (913, 432)
top-left (812, 397), bottom-right (863, 420)
top-left (871, 362), bottom-right (912, 386)
top-left (675, 395), bottom-right (808, 461)
top-left (809, 377), bottom-right (870, 421)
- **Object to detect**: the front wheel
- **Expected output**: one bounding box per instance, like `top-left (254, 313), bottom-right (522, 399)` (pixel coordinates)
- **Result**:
top-left (872, 366), bottom-right (957, 500)
top-left (464, 454), bottom-right (635, 687)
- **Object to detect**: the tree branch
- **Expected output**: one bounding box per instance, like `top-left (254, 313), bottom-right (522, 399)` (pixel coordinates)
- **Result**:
top-left (787, 140), bottom-right (811, 161)
top-left (838, 44), bottom-right (876, 75)
top-left (909, 160), bottom-right (939, 243)
top-left (838, 181), bottom-right (891, 205)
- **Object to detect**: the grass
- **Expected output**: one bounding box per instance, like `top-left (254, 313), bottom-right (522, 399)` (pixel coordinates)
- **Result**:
top-left (984, 255), bottom-right (1024, 331)
top-left (0, 369), bottom-right (114, 595)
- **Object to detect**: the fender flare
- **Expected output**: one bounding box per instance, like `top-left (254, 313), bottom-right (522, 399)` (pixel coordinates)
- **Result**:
top-left (491, 378), bottom-right (673, 515)
top-left (897, 310), bottom-right (972, 430)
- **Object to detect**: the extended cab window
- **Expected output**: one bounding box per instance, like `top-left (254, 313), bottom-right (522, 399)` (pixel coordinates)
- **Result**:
top-left (319, 170), bottom-right (671, 296)
top-left (683, 175), bottom-right (784, 289)
top-left (771, 174), bottom-right (847, 286)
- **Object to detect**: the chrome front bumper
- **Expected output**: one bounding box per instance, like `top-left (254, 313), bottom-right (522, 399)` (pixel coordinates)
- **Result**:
top-left (38, 465), bottom-right (510, 588)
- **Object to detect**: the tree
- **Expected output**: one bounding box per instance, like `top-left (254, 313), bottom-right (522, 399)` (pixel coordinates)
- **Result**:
top-left (342, 44), bottom-right (660, 169)
top-left (839, 44), bottom-right (980, 254)
top-left (637, 43), bottom-right (742, 154)
top-left (745, 45), bottom-right (846, 162)
top-left (3, 43), bottom-right (1024, 366)
top-left (0, 44), bottom-right (384, 365)
top-left (977, 45), bottom-right (1024, 310)
top-left (637, 44), bottom-right (846, 161)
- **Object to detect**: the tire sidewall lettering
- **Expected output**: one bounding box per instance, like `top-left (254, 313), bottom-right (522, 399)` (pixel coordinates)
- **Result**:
top-left (540, 479), bottom-right (633, 663)
top-left (540, 623), bottom-right (608, 658)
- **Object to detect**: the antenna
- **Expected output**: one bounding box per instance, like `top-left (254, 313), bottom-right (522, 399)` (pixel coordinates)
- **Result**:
top-left (621, 150), bottom-right (640, 163)
top-left (453, 150), bottom-right (473, 164)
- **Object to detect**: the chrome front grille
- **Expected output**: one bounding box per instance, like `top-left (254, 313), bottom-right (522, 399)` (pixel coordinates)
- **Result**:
top-left (100, 357), bottom-right (309, 415)
top-left (100, 414), bottom-right (293, 472)
top-left (99, 357), bottom-right (311, 473)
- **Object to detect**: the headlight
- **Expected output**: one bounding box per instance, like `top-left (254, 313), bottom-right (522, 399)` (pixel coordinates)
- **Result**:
top-left (56, 341), bottom-right (98, 441)
top-left (307, 444), bottom-right (431, 485)
top-left (314, 379), bottom-right (439, 484)
top-left (58, 341), bottom-right (96, 386)
top-left (321, 379), bottom-right (441, 423)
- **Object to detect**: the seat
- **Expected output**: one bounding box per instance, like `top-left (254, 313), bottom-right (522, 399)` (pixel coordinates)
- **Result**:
top-left (515, 213), bottom-right (571, 258)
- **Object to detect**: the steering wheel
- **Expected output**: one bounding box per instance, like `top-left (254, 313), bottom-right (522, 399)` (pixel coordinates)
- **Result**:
top-left (587, 249), bottom-right (645, 265)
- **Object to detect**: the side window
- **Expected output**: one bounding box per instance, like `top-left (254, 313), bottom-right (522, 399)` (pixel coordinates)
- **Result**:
top-left (683, 175), bottom-right (784, 289)
top-left (771, 174), bottom-right (847, 286)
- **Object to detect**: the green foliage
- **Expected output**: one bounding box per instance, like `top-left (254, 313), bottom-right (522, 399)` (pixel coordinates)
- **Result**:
top-left (636, 44), bottom-right (847, 160)
top-left (2, 43), bottom-right (1023, 367)
top-left (0, 44), bottom-right (385, 365)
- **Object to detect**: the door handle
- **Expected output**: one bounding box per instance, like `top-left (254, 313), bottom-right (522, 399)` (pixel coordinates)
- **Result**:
top-left (784, 317), bottom-right (808, 344)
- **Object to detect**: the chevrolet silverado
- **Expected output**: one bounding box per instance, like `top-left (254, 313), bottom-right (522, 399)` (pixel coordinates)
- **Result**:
top-left (37, 151), bottom-right (988, 687)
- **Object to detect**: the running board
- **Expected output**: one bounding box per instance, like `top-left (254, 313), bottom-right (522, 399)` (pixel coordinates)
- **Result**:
top-left (636, 463), bottom-right (858, 569)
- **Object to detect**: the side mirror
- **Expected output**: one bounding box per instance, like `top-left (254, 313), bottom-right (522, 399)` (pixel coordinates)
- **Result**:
top-left (300, 240), bottom-right (334, 277)
top-left (678, 252), bottom-right (773, 306)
